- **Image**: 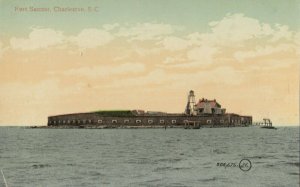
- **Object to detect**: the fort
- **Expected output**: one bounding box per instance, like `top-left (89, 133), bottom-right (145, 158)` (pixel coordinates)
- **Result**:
top-left (47, 90), bottom-right (252, 129)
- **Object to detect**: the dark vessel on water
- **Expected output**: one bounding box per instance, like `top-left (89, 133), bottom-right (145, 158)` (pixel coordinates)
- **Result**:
top-left (260, 118), bottom-right (277, 129)
top-left (47, 90), bottom-right (252, 129)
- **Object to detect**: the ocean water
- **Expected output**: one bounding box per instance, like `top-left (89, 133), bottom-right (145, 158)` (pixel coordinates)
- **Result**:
top-left (0, 126), bottom-right (299, 187)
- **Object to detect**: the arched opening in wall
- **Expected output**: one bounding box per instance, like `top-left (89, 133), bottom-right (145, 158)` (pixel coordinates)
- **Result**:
top-left (77, 120), bottom-right (81, 124)
top-left (171, 120), bottom-right (176, 124)
top-left (72, 120), bottom-right (76, 124)
top-left (207, 120), bottom-right (212, 124)
top-left (148, 119), bottom-right (153, 124)
top-left (124, 119), bottom-right (129, 123)
top-left (98, 120), bottom-right (102, 124)
top-left (67, 120), bottom-right (71, 124)
top-left (136, 120), bottom-right (141, 124)
top-left (160, 120), bottom-right (164, 124)
top-left (112, 120), bottom-right (117, 124)
top-left (220, 120), bottom-right (224, 124)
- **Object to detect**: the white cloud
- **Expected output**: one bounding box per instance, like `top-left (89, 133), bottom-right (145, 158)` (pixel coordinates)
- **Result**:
top-left (9, 27), bottom-right (115, 50)
top-left (186, 32), bottom-right (203, 45)
top-left (64, 63), bottom-right (145, 78)
top-left (295, 31), bottom-right (300, 45)
top-left (261, 23), bottom-right (274, 35)
top-left (187, 46), bottom-right (217, 64)
top-left (294, 31), bottom-right (300, 54)
top-left (161, 36), bottom-right (189, 51)
top-left (10, 28), bottom-right (64, 50)
top-left (69, 28), bottom-right (114, 48)
top-left (208, 13), bottom-right (266, 44)
top-left (185, 14), bottom-right (294, 47)
top-left (117, 23), bottom-right (175, 41)
top-left (249, 59), bottom-right (298, 70)
top-left (162, 56), bottom-right (185, 64)
top-left (108, 66), bottom-right (243, 88)
top-left (132, 45), bottom-right (162, 56)
top-left (108, 69), bottom-right (167, 87)
top-left (159, 46), bottom-right (217, 68)
top-left (234, 44), bottom-right (296, 62)
top-left (271, 24), bottom-right (293, 42)
top-left (0, 41), bottom-right (4, 58)
top-left (158, 46), bottom-right (218, 68)
top-left (103, 23), bottom-right (120, 31)
top-left (202, 67), bottom-right (244, 85)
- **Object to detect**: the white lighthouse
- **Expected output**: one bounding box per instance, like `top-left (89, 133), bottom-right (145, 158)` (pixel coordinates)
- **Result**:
top-left (185, 90), bottom-right (196, 116)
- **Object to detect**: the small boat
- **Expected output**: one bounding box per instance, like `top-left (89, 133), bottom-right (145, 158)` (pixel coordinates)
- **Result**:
top-left (259, 118), bottom-right (277, 129)
top-left (261, 126), bottom-right (277, 130)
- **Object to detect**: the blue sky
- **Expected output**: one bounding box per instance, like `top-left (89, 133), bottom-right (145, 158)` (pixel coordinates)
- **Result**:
top-left (1, 0), bottom-right (299, 36)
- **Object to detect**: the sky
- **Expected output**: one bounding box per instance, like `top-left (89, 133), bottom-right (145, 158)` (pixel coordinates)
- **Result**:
top-left (0, 0), bottom-right (299, 126)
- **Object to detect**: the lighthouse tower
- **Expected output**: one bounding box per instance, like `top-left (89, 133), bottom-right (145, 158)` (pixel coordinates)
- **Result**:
top-left (185, 90), bottom-right (196, 115)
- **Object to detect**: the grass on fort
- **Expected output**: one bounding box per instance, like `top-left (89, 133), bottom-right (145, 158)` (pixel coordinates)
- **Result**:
top-left (93, 110), bottom-right (135, 117)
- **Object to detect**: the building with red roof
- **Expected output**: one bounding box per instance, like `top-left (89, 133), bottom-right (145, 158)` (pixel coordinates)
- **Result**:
top-left (195, 98), bottom-right (226, 115)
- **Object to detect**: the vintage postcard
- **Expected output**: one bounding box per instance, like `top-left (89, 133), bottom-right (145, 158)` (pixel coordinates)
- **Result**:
top-left (0, 0), bottom-right (299, 186)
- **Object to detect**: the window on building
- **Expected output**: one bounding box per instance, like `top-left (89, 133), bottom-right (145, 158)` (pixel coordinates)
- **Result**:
top-left (207, 120), bottom-right (212, 124)
top-left (148, 120), bottom-right (153, 124)
top-left (98, 120), bottom-right (102, 123)
top-left (136, 120), bottom-right (141, 123)
top-left (112, 120), bottom-right (117, 123)
top-left (67, 120), bottom-right (71, 124)
top-left (171, 120), bottom-right (176, 124)
top-left (124, 119), bottom-right (129, 123)
top-left (160, 120), bottom-right (164, 124)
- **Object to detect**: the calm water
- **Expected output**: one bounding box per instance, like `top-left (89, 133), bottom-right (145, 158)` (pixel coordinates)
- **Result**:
top-left (0, 126), bottom-right (299, 187)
